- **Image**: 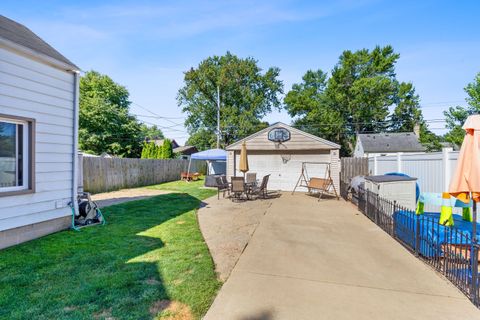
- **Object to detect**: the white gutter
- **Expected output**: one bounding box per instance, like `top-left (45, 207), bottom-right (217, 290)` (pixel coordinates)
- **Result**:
top-left (71, 71), bottom-right (80, 216)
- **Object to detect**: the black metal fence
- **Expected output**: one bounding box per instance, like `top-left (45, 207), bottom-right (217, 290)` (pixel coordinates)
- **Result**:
top-left (341, 180), bottom-right (480, 307)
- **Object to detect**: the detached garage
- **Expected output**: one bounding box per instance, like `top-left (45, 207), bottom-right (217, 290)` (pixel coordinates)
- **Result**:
top-left (226, 122), bottom-right (341, 192)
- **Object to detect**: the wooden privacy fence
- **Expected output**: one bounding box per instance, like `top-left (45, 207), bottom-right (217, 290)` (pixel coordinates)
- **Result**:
top-left (340, 157), bottom-right (369, 182)
top-left (82, 157), bottom-right (203, 193)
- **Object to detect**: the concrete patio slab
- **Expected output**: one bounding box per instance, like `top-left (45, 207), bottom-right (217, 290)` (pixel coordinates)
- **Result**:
top-left (205, 193), bottom-right (480, 320)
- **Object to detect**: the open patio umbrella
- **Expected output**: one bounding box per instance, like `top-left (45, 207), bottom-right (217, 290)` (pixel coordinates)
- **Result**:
top-left (239, 141), bottom-right (249, 175)
top-left (448, 114), bottom-right (480, 241)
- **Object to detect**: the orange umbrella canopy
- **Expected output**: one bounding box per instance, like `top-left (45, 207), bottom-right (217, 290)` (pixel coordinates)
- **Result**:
top-left (449, 115), bottom-right (480, 203)
top-left (239, 141), bottom-right (249, 173)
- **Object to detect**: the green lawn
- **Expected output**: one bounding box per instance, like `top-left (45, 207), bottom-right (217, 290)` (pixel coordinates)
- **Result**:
top-left (0, 180), bottom-right (220, 320)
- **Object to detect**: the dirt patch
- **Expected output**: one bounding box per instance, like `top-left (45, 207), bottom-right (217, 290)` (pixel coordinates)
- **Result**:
top-left (173, 278), bottom-right (184, 286)
top-left (93, 308), bottom-right (116, 320)
top-left (144, 278), bottom-right (161, 285)
top-left (197, 195), bottom-right (273, 281)
top-left (63, 306), bottom-right (77, 312)
top-left (91, 188), bottom-right (171, 207)
top-left (150, 300), bottom-right (193, 320)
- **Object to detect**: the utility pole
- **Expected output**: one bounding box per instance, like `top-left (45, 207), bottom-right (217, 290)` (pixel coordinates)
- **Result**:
top-left (216, 85), bottom-right (220, 148)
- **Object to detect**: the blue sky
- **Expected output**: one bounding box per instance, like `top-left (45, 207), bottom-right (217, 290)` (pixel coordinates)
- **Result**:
top-left (3, 0), bottom-right (480, 144)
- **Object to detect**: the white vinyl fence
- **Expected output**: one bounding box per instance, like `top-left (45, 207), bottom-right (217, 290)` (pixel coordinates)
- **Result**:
top-left (368, 148), bottom-right (458, 194)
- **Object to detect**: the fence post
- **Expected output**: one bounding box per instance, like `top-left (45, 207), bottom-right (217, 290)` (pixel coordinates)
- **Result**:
top-left (375, 193), bottom-right (379, 224)
top-left (397, 152), bottom-right (403, 173)
top-left (442, 147), bottom-right (453, 192)
top-left (472, 244), bottom-right (479, 305)
top-left (392, 200), bottom-right (397, 237)
top-left (415, 211), bottom-right (420, 257)
top-left (365, 189), bottom-right (369, 216)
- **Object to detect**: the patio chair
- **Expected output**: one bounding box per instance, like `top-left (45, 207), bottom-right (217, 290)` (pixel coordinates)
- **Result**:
top-left (252, 174), bottom-right (270, 199)
top-left (246, 172), bottom-right (257, 185)
top-left (220, 175), bottom-right (229, 186)
top-left (215, 176), bottom-right (230, 199)
top-left (231, 176), bottom-right (247, 201)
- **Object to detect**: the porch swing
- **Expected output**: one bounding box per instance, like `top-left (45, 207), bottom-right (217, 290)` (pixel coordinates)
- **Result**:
top-left (292, 162), bottom-right (339, 201)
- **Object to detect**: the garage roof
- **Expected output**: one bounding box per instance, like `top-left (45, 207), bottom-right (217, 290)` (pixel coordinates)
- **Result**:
top-left (226, 122), bottom-right (340, 151)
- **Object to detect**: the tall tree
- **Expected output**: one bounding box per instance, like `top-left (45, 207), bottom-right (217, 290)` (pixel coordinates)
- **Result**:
top-left (160, 139), bottom-right (174, 159)
top-left (444, 72), bottom-right (480, 146)
top-left (389, 82), bottom-right (423, 132)
top-left (178, 52), bottom-right (283, 148)
top-left (284, 70), bottom-right (343, 142)
top-left (186, 129), bottom-right (217, 152)
top-left (140, 125), bottom-right (164, 140)
top-left (79, 71), bottom-right (146, 157)
top-left (285, 46), bottom-right (438, 154)
top-left (390, 82), bottom-right (442, 151)
top-left (326, 46), bottom-right (399, 136)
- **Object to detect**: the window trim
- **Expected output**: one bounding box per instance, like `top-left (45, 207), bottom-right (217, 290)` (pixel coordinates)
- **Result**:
top-left (0, 113), bottom-right (35, 197)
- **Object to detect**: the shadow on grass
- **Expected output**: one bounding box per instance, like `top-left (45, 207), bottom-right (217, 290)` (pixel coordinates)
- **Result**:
top-left (0, 192), bottom-right (218, 320)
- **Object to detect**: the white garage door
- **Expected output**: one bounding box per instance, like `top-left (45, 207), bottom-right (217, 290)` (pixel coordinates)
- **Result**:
top-left (235, 152), bottom-right (331, 191)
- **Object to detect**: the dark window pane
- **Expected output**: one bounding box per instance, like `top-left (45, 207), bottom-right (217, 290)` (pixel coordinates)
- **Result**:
top-left (0, 121), bottom-right (16, 187)
top-left (17, 124), bottom-right (23, 186)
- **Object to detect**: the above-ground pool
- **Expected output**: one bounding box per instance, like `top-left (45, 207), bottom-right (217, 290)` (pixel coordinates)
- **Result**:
top-left (394, 211), bottom-right (480, 258)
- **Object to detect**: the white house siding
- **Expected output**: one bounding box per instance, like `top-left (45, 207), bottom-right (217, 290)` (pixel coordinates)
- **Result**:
top-left (329, 149), bottom-right (340, 193)
top-left (0, 46), bottom-right (75, 232)
top-left (227, 151), bottom-right (235, 179)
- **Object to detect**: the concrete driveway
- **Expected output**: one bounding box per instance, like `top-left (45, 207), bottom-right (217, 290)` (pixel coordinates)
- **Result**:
top-left (204, 193), bottom-right (480, 320)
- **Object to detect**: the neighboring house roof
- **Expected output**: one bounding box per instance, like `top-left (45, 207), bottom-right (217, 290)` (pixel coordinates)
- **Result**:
top-left (173, 145), bottom-right (198, 155)
top-left (148, 139), bottom-right (180, 149)
top-left (226, 122), bottom-right (341, 151)
top-left (357, 132), bottom-right (425, 153)
top-left (0, 15), bottom-right (79, 70)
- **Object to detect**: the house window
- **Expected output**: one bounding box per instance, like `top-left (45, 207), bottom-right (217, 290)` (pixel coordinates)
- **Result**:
top-left (0, 115), bottom-right (34, 194)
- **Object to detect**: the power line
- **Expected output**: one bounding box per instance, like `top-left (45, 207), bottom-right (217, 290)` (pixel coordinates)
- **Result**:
top-left (134, 113), bottom-right (185, 125)
top-left (138, 118), bottom-right (187, 133)
top-left (131, 102), bottom-right (185, 126)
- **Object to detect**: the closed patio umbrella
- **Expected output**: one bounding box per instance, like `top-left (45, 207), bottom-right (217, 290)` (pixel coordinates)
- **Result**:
top-left (448, 114), bottom-right (480, 241)
top-left (239, 141), bottom-right (249, 175)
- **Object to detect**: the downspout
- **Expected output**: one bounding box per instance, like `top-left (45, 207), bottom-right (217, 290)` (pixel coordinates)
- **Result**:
top-left (71, 71), bottom-right (80, 217)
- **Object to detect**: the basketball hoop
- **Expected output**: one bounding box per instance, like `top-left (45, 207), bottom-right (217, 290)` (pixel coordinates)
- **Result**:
top-left (274, 140), bottom-right (291, 163)
top-left (281, 153), bottom-right (291, 164)
top-left (274, 139), bottom-right (281, 149)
